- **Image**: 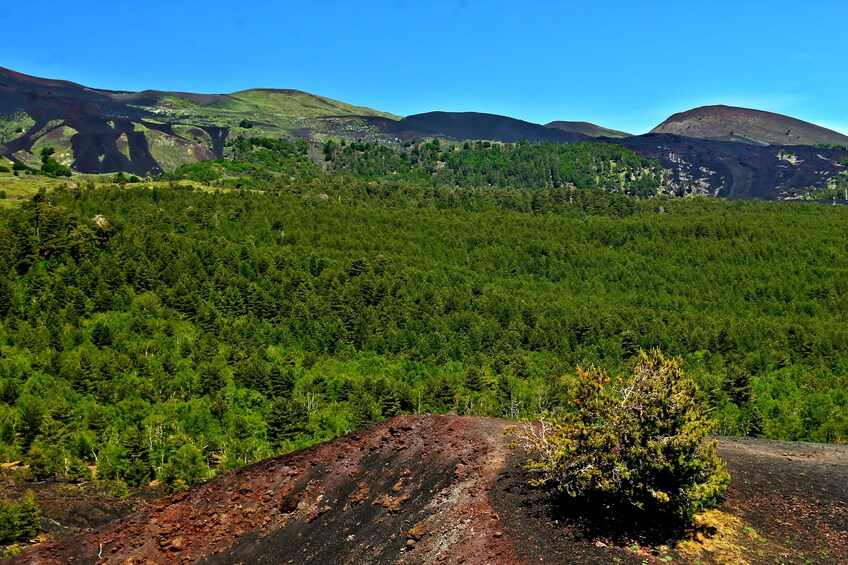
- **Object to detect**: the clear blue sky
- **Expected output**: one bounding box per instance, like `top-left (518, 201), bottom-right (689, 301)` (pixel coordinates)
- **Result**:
top-left (4, 1), bottom-right (847, 135)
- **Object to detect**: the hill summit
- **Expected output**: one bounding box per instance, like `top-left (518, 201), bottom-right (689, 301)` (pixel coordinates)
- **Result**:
top-left (650, 105), bottom-right (848, 146)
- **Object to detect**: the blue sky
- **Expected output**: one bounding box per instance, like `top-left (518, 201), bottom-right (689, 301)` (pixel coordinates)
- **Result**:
top-left (4, 1), bottom-right (847, 134)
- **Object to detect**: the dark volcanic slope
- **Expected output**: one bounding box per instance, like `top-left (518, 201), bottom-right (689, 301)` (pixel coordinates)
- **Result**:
top-left (14, 415), bottom-right (848, 565)
top-left (616, 133), bottom-right (848, 199)
top-left (651, 105), bottom-right (848, 147)
top-left (376, 111), bottom-right (590, 143)
top-left (0, 66), bottom-right (392, 175)
top-left (0, 66), bottom-right (218, 176)
top-left (545, 120), bottom-right (631, 138)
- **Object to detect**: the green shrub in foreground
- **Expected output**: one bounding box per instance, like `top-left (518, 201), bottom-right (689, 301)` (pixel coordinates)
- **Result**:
top-left (509, 350), bottom-right (730, 526)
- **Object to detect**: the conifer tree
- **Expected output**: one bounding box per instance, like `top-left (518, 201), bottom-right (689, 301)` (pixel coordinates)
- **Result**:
top-left (266, 398), bottom-right (307, 448)
top-left (122, 427), bottom-right (151, 487)
top-left (14, 490), bottom-right (41, 541)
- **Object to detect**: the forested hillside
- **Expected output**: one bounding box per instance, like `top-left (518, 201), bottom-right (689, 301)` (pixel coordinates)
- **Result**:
top-left (1, 163), bottom-right (847, 492)
top-left (171, 137), bottom-right (665, 198)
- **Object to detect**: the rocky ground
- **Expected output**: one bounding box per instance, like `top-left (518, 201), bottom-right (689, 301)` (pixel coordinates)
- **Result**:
top-left (9, 415), bottom-right (848, 564)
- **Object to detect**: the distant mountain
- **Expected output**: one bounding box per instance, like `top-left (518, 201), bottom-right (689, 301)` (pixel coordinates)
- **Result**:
top-left (650, 105), bottom-right (848, 147)
top-left (0, 66), bottom-right (397, 175)
top-left (545, 120), bottom-right (631, 138)
top-left (371, 111), bottom-right (589, 143)
top-left (2, 66), bottom-right (848, 200)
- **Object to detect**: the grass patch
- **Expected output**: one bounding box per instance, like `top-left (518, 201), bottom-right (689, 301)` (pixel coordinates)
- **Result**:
top-left (144, 129), bottom-right (211, 171)
top-left (0, 173), bottom-right (65, 207)
top-left (0, 112), bottom-right (36, 143)
top-left (31, 125), bottom-right (78, 166)
top-left (676, 510), bottom-right (750, 564)
top-left (230, 89), bottom-right (400, 120)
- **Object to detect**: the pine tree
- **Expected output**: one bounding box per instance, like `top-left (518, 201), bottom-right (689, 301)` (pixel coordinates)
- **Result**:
top-left (0, 278), bottom-right (12, 318)
top-left (464, 366), bottom-right (485, 392)
top-left (722, 365), bottom-right (751, 406)
top-left (266, 398), bottom-right (307, 448)
top-left (87, 404), bottom-right (107, 437)
top-left (91, 320), bottom-right (113, 347)
top-left (197, 362), bottom-right (224, 397)
top-left (75, 349), bottom-right (97, 394)
top-left (26, 445), bottom-right (53, 481)
top-left (350, 388), bottom-right (378, 429)
top-left (380, 388), bottom-right (402, 417)
top-left (14, 490), bottom-right (41, 541)
top-left (267, 365), bottom-right (295, 399)
top-left (122, 427), bottom-right (151, 487)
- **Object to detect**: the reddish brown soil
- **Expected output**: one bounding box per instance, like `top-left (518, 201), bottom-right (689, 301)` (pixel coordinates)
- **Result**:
top-left (11, 415), bottom-right (848, 564)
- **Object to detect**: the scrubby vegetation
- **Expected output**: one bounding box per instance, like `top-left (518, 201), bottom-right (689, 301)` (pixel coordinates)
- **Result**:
top-left (509, 350), bottom-right (729, 531)
top-left (321, 138), bottom-right (663, 197)
top-left (38, 147), bottom-right (71, 178)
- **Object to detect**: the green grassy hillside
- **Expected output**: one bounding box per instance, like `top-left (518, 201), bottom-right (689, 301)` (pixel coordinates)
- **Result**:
top-left (230, 89), bottom-right (399, 120)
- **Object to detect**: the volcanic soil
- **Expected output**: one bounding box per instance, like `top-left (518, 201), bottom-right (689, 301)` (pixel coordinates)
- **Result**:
top-left (11, 415), bottom-right (848, 564)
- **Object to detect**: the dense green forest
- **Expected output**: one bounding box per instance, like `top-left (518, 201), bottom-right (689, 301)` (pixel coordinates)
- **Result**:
top-left (0, 138), bottom-right (847, 494)
top-left (171, 137), bottom-right (665, 198)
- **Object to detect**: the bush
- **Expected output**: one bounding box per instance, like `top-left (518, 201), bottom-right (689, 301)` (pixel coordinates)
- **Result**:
top-left (0, 490), bottom-right (41, 544)
top-left (41, 157), bottom-right (72, 177)
top-left (509, 350), bottom-right (729, 528)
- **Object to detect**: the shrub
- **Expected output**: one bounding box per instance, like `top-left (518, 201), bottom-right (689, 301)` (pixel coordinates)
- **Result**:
top-left (509, 350), bottom-right (729, 527)
top-left (41, 157), bottom-right (72, 177)
top-left (0, 490), bottom-right (41, 543)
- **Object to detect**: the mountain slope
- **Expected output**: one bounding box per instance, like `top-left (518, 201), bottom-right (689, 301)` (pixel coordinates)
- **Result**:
top-left (545, 120), bottom-right (631, 138)
top-left (372, 111), bottom-right (590, 143)
top-left (0, 66), bottom-right (397, 175)
top-left (650, 105), bottom-right (848, 147)
top-left (617, 133), bottom-right (848, 198)
top-left (14, 415), bottom-right (848, 564)
top-left (3, 66), bottom-right (848, 199)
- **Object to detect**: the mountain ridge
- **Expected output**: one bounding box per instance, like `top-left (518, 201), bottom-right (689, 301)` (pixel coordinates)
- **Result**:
top-left (2, 66), bottom-right (847, 200)
top-left (651, 104), bottom-right (848, 147)
top-left (545, 120), bottom-right (631, 138)
top-left (374, 111), bottom-right (590, 143)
